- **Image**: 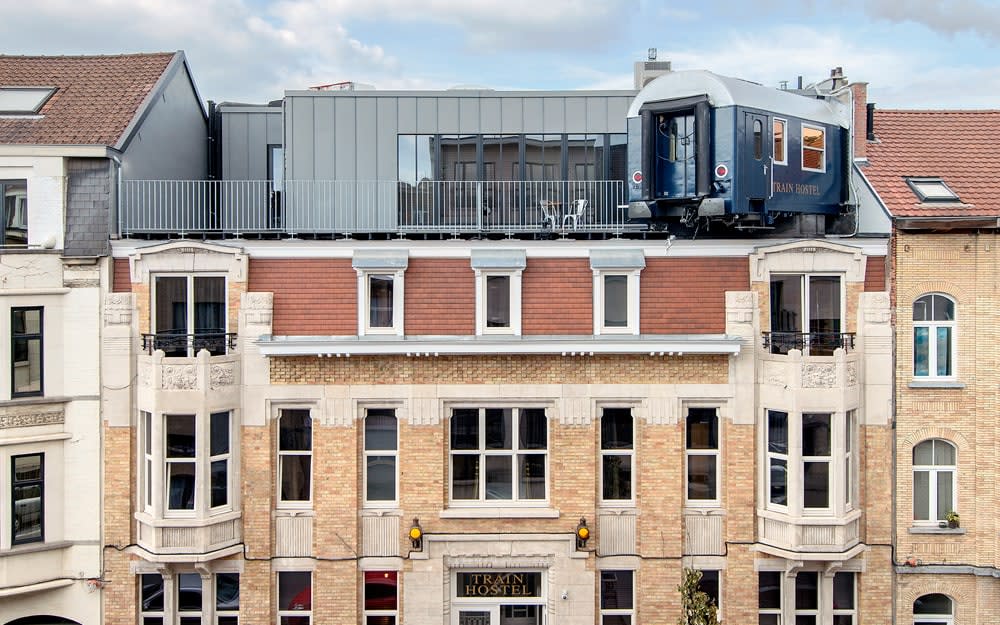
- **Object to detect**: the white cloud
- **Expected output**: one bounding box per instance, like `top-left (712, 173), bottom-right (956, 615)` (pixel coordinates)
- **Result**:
top-left (863, 0), bottom-right (1000, 42)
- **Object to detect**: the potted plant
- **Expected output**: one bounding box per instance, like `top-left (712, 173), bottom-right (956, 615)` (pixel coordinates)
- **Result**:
top-left (945, 511), bottom-right (960, 529)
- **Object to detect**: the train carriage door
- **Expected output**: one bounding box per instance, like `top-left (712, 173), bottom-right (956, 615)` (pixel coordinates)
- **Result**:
top-left (743, 112), bottom-right (771, 200)
top-left (653, 111), bottom-right (696, 199)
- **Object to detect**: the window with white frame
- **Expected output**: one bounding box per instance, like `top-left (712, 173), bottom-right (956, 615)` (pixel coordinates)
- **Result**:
top-left (600, 570), bottom-right (634, 624)
top-left (757, 571), bottom-right (781, 625)
top-left (600, 407), bottom-right (634, 503)
top-left (450, 407), bottom-right (547, 503)
top-left (766, 409), bottom-right (857, 515)
top-left (766, 410), bottom-right (788, 508)
top-left (686, 408), bottom-right (720, 504)
top-left (472, 250), bottom-right (524, 336)
top-left (161, 412), bottom-right (232, 515)
top-left (913, 594), bottom-right (953, 625)
top-left (591, 250), bottom-right (644, 335)
top-left (278, 409), bottom-right (312, 506)
top-left (769, 274), bottom-right (843, 355)
top-left (11, 452), bottom-right (43, 545)
top-left (216, 572), bottom-right (240, 625)
top-left (913, 294), bottom-right (955, 379)
top-left (178, 572), bottom-right (204, 625)
top-left (801, 124), bottom-right (826, 172)
top-left (140, 573), bottom-right (165, 625)
top-left (913, 439), bottom-right (956, 525)
top-left (277, 571), bottom-right (312, 625)
top-left (364, 571), bottom-right (398, 624)
top-left (11, 306), bottom-right (43, 397)
top-left (833, 572), bottom-right (856, 625)
top-left (360, 271), bottom-right (404, 336)
top-left (1, 179), bottom-right (28, 247)
top-left (773, 118), bottom-right (787, 166)
top-left (152, 275), bottom-right (227, 357)
top-left (795, 571), bottom-right (820, 625)
top-left (364, 408), bottom-right (398, 505)
top-left (141, 411), bottom-right (153, 512)
top-left (802, 413), bottom-right (831, 510)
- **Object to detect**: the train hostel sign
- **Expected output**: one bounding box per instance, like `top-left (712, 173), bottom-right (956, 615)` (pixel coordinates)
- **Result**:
top-left (457, 572), bottom-right (541, 598)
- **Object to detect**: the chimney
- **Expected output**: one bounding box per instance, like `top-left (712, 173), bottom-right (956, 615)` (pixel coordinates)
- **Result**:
top-left (830, 66), bottom-right (847, 90)
top-left (849, 82), bottom-right (870, 160)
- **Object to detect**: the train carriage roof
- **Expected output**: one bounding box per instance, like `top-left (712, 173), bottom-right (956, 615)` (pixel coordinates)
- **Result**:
top-left (627, 70), bottom-right (849, 128)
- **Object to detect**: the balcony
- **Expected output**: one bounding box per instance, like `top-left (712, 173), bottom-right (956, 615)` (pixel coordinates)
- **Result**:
top-left (141, 332), bottom-right (237, 357)
top-left (757, 510), bottom-right (862, 556)
top-left (762, 331), bottom-right (856, 356)
top-left (118, 179), bottom-right (632, 237)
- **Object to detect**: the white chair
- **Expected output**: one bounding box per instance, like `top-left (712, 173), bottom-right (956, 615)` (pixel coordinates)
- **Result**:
top-left (562, 198), bottom-right (589, 229)
top-left (539, 200), bottom-right (558, 229)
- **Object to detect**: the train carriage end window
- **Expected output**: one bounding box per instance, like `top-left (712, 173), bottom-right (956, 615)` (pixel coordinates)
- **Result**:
top-left (801, 124), bottom-right (826, 172)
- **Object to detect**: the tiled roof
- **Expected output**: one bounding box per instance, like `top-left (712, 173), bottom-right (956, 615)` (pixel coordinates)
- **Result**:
top-left (0, 52), bottom-right (176, 146)
top-left (864, 109), bottom-right (1000, 218)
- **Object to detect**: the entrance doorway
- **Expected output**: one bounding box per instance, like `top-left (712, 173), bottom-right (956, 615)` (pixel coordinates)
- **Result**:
top-left (452, 571), bottom-right (545, 625)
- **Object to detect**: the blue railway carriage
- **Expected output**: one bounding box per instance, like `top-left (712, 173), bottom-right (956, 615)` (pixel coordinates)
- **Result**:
top-left (626, 70), bottom-right (851, 230)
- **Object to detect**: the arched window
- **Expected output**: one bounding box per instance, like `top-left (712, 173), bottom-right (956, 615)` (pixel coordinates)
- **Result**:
top-left (913, 294), bottom-right (955, 378)
top-left (912, 440), bottom-right (956, 524)
top-left (913, 593), bottom-right (953, 625)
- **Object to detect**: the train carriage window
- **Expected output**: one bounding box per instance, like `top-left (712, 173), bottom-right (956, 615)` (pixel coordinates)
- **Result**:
top-left (801, 124), bottom-right (826, 172)
top-left (753, 120), bottom-right (763, 160)
top-left (773, 119), bottom-right (787, 165)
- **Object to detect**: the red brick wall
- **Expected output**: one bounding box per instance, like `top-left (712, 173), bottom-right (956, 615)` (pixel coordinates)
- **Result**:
top-left (404, 258), bottom-right (475, 334)
top-left (640, 257), bottom-right (749, 334)
top-left (248, 259), bottom-right (356, 335)
top-left (112, 258), bottom-right (131, 292)
top-left (522, 258), bottom-right (592, 335)
top-left (865, 255), bottom-right (887, 292)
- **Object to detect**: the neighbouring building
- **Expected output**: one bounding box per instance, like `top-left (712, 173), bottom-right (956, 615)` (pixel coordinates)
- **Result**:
top-left (0, 52), bottom-right (206, 625)
top-left (862, 107), bottom-right (1000, 623)
top-left (100, 67), bottom-right (897, 625)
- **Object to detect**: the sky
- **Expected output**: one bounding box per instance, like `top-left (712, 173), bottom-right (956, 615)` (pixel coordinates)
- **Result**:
top-left (2, 0), bottom-right (998, 109)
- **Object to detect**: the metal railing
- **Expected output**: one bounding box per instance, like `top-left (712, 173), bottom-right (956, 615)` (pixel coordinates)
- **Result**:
top-left (141, 332), bottom-right (237, 356)
top-left (762, 332), bottom-right (856, 356)
top-left (119, 179), bottom-right (630, 236)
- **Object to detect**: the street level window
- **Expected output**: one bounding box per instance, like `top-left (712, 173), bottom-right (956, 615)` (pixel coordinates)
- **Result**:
top-left (600, 407), bottom-right (634, 502)
top-left (686, 407), bottom-right (720, 504)
top-left (757, 571), bottom-right (782, 625)
top-left (140, 573), bottom-right (165, 625)
top-left (364, 409), bottom-right (398, 505)
top-left (11, 306), bottom-right (42, 397)
top-left (277, 571), bottom-right (312, 625)
top-left (913, 294), bottom-right (955, 379)
top-left (450, 407), bottom-right (547, 503)
top-left (833, 572), bottom-right (856, 625)
top-left (278, 409), bottom-right (312, 506)
top-left (364, 571), bottom-right (398, 624)
top-left (600, 570), bottom-right (634, 624)
top-left (795, 571), bottom-right (820, 625)
top-left (178, 572), bottom-right (204, 625)
top-left (912, 439), bottom-right (956, 525)
top-left (216, 572), bottom-right (240, 625)
top-left (11, 453), bottom-right (43, 545)
top-left (697, 570), bottom-right (720, 613)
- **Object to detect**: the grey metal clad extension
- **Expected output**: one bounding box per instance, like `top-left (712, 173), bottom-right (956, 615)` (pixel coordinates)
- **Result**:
top-left (470, 249), bottom-right (527, 270)
top-left (589, 249), bottom-right (646, 270)
top-left (352, 250), bottom-right (409, 269)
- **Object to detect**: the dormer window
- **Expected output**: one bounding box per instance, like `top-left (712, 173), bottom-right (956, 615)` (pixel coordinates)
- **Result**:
top-left (0, 87), bottom-right (55, 115)
top-left (905, 177), bottom-right (960, 203)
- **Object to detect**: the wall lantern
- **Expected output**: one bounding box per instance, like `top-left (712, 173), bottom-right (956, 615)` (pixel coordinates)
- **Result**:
top-left (575, 517), bottom-right (590, 550)
top-left (409, 518), bottom-right (423, 550)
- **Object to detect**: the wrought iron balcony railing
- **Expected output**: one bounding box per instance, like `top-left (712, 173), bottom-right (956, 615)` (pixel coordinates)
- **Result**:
top-left (118, 179), bottom-right (631, 236)
top-left (762, 332), bottom-right (856, 356)
top-left (141, 332), bottom-right (237, 357)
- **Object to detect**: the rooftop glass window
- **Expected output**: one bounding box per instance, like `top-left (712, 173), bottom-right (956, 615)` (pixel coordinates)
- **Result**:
top-left (0, 87), bottom-right (55, 114)
top-left (905, 177), bottom-right (961, 203)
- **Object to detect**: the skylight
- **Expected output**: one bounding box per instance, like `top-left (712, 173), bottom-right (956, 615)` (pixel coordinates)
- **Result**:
top-left (0, 87), bottom-right (56, 114)
top-left (905, 177), bottom-right (960, 203)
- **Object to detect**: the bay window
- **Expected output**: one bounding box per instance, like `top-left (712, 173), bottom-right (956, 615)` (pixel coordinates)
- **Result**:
top-left (450, 407), bottom-right (547, 503)
top-left (759, 570), bottom-right (857, 625)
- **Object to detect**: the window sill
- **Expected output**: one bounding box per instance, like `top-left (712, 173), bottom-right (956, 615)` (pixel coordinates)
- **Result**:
top-left (440, 507), bottom-right (560, 519)
top-left (0, 540), bottom-right (73, 557)
top-left (136, 509), bottom-right (242, 527)
top-left (908, 380), bottom-right (965, 389)
top-left (0, 395), bottom-right (70, 408)
top-left (909, 526), bottom-right (966, 535)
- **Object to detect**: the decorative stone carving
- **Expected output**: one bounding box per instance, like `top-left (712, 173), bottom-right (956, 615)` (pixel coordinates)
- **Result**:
top-left (138, 362), bottom-right (152, 387)
top-left (558, 397), bottom-right (591, 425)
top-left (801, 363), bottom-right (837, 388)
top-left (725, 291), bottom-right (756, 324)
top-left (243, 292), bottom-right (273, 326)
top-left (104, 293), bottom-right (134, 325)
top-left (639, 397), bottom-right (673, 425)
top-left (210, 364), bottom-right (235, 389)
top-left (443, 556), bottom-right (555, 569)
top-left (161, 365), bottom-right (198, 390)
top-left (0, 410), bottom-right (64, 429)
top-left (863, 292), bottom-right (891, 324)
top-left (763, 361), bottom-right (788, 387)
top-left (846, 363), bottom-right (858, 387)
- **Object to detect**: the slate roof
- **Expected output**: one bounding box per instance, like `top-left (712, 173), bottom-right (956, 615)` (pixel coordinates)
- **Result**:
top-left (864, 109), bottom-right (1000, 218)
top-left (0, 52), bottom-right (176, 146)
